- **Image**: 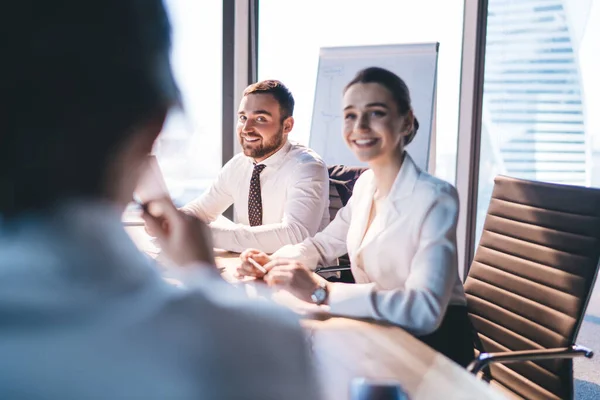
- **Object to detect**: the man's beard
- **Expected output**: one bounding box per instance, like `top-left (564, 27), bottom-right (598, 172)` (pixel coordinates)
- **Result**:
top-left (241, 126), bottom-right (285, 159)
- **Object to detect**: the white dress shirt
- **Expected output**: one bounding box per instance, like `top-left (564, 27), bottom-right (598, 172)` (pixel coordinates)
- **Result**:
top-left (182, 140), bottom-right (330, 253)
top-left (273, 153), bottom-right (467, 336)
top-left (0, 201), bottom-right (320, 400)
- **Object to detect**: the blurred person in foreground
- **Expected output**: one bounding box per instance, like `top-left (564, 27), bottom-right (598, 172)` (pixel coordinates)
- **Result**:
top-left (0, 1), bottom-right (319, 399)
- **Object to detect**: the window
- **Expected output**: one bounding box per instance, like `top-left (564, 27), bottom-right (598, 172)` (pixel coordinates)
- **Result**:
top-left (473, 1), bottom-right (600, 374)
top-left (153, 0), bottom-right (223, 206)
top-left (258, 0), bottom-right (465, 184)
top-left (475, 0), bottom-right (600, 244)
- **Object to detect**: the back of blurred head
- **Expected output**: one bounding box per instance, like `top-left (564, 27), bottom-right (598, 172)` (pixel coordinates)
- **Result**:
top-left (0, 0), bottom-right (179, 218)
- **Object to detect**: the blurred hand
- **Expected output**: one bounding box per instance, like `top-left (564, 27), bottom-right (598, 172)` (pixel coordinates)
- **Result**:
top-left (263, 259), bottom-right (323, 303)
top-left (144, 207), bottom-right (197, 237)
top-left (236, 249), bottom-right (272, 279)
top-left (141, 198), bottom-right (215, 267)
top-left (143, 215), bottom-right (166, 237)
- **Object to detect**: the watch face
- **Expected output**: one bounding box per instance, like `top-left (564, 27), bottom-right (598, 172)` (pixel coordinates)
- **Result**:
top-left (311, 287), bottom-right (327, 304)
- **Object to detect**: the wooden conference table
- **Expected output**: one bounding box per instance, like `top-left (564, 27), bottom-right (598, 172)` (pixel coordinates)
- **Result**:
top-left (125, 224), bottom-right (508, 400)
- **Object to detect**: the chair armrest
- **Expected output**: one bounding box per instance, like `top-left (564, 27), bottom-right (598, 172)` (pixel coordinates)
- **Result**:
top-left (467, 344), bottom-right (593, 375)
top-left (315, 265), bottom-right (351, 275)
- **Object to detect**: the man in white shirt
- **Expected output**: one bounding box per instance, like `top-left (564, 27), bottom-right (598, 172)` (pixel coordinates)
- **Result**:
top-left (181, 81), bottom-right (330, 253)
top-left (0, 2), bottom-right (320, 399)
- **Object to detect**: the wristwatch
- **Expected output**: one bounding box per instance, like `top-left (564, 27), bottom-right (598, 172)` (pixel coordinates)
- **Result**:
top-left (310, 281), bottom-right (328, 305)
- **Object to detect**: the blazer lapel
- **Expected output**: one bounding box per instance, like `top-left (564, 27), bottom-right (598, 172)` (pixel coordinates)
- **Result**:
top-left (347, 175), bottom-right (376, 258)
top-left (357, 152), bottom-right (421, 252)
top-left (386, 152), bottom-right (420, 226)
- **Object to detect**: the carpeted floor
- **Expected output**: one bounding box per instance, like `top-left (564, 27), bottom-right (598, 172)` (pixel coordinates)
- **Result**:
top-left (574, 317), bottom-right (600, 399)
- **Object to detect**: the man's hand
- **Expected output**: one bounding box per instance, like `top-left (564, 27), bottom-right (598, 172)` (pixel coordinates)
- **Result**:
top-left (236, 249), bottom-right (272, 279)
top-left (141, 198), bottom-right (215, 267)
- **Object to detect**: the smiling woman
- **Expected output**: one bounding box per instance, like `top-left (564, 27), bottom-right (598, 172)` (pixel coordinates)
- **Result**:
top-left (238, 67), bottom-right (474, 368)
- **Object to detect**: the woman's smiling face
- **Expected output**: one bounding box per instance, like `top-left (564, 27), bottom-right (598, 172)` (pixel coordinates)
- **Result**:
top-left (342, 82), bottom-right (410, 165)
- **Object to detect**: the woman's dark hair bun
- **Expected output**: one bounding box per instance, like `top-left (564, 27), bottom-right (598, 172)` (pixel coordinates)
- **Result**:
top-left (405, 116), bottom-right (419, 146)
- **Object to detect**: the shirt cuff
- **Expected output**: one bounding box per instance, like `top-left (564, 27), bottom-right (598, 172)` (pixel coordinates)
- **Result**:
top-left (327, 282), bottom-right (378, 319)
top-left (272, 243), bottom-right (304, 259)
top-left (210, 226), bottom-right (240, 253)
top-left (272, 242), bottom-right (320, 270)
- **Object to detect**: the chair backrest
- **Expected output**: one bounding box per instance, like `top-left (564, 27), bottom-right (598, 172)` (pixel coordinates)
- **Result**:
top-left (327, 165), bottom-right (367, 221)
top-left (465, 175), bottom-right (600, 400)
top-left (327, 165), bottom-right (367, 269)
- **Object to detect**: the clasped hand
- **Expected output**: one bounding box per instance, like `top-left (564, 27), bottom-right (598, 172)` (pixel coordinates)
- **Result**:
top-left (237, 249), bottom-right (326, 303)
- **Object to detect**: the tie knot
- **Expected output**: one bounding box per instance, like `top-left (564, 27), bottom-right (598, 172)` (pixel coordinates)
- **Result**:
top-left (253, 164), bottom-right (266, 174)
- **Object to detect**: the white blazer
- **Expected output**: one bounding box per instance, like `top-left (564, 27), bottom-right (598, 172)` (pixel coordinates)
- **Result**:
top-left (273, 153), bottom-right (467, 336)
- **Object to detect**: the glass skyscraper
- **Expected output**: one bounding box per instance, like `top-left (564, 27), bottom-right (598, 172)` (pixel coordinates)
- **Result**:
top-left (476, 0), bottom-right (599, 243)
top-left (482, 0), bottom-right (590, 186)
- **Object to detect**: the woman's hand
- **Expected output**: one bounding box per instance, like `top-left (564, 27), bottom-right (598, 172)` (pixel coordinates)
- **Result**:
top-left (236, 249), bottom-right (272, 279)
top-left (141, 197), bottom-right (215, 267)
top-left (263, 259), bottom-right (325, 303)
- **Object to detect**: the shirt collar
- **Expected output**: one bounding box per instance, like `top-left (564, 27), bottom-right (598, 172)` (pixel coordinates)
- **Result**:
top-left (0, 199), bottom-right (153, 283)
top-left (0, 199), bottom-right (124, 235)
top-left (250, 140), bottom-right (293, 168)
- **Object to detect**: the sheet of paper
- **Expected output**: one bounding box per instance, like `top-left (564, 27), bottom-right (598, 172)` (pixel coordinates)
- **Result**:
top-left (135, 155), bottom-right (170, 203)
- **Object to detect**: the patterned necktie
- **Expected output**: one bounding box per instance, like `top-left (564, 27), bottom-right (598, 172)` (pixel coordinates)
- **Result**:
top-left (248, 164), bottom-right (266, 226)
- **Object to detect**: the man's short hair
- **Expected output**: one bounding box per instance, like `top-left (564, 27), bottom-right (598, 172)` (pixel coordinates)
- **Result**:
top-left (0, 0), bottom-right (179, 216)
top-left (243, 80), bottom-right (295, 121)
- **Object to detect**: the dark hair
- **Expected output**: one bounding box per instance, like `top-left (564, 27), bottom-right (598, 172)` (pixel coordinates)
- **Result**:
top-left (344, 67), bottom-right (419, 146)
top-left (0, 0), bottom-right (179, 216)
top-left (243, 80), bottom-right (295, 121)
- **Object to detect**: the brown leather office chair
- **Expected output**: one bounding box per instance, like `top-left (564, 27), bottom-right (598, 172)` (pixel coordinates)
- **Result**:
top-left (465, 175), bottom-right (600, 400)
top-left (315, 165), bottom-right (367, 282)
